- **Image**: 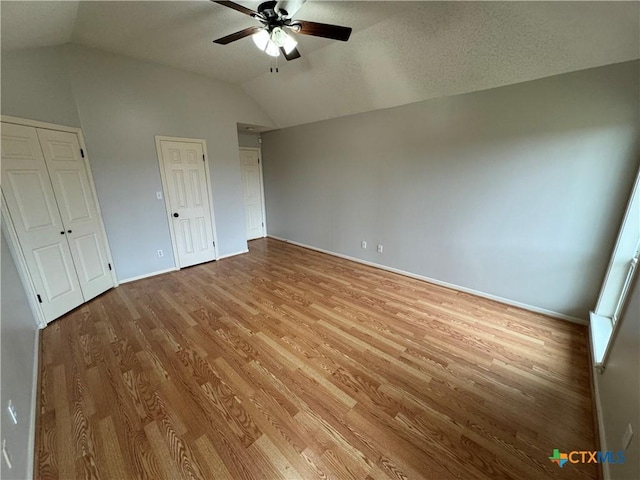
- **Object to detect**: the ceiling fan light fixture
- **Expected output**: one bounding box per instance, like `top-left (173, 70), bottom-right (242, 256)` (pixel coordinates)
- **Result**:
top-left (270, 26), bottom-right (297, 54)
top-left (264, 40), bottom-right (280, 57)
top-left (270, 27), bottom-right (288, 47)
top-left (252, 29), bottom-right (280, 57)
top-left (282, 32), bottom-right (298, 54)
top-left (213, 1), bottom-right (353, 62)
top-left (252, 29), bottom-right (270, 50)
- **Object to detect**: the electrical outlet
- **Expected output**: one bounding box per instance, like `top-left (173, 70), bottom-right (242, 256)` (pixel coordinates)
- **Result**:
top-left (7, 400), bottom-right (17, 425)
top-left (622, 423), bottom-right (634, 451)
top-left (2, 439), bottom-right (12, 469)
top-left (157, 249), bottom-right (164, 258)
top-left (361, 241), bottom-right (367, 249)
top-left (377, 244), bottom-right (383, 253)
top-left (156, 191), bottom-right (163, 200)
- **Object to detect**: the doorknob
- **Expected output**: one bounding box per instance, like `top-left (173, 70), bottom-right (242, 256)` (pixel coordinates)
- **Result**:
top-left (67, 230), bottom-right (72, 233)
top-left (60, 231), bottom-right (65, 235)
top-left (173, 213), bottom-right (179, 218)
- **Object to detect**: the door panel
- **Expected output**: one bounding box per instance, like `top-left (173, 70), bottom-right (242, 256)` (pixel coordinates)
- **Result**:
top-left (179, 219), bottom-right (194, 254)
top-left (37, 128), bottom-right (114, 301)
top-left (6, 170), bottom-right (58, 230)
top-left (191, 171), bottom-right (203, 206)
top-left (53, 170), bottom-right (92, 222)
top-left (73, 233), bottom-right (108, 282)
top-left (172, 169), bottom-right (188, 207)
top-left (239, 149), bottom-right (265, 240)
top-left (196, 217), bottom-right (208, 251)
top-left (160, 140), bottom-right (216, 268)
top-left (33, 243), bottom-right (77, 301)
top-left (1, 123), bottom-right (84, 321)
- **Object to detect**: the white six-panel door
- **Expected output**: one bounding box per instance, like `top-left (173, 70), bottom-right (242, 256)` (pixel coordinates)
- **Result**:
top-left (1, 123), bottom-right (85, 321)
top-left (158, 139), bottom-right (217, 268)
top-left (37, 129), bottom-right (114, 301)
top-left (239, 148), bottom-right (265, 240)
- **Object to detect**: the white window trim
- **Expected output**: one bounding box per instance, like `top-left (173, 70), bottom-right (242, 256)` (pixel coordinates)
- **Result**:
top-left (590, 169), bottom-right (640, 372)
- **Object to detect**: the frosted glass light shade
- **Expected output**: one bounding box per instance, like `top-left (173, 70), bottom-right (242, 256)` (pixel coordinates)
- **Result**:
top-left (282, 33), bottom-right (298, 54)
top-left (270, 27), bottom-right (288, 47)
top-left (252, 29), bottom-right (270, 50)
top-left (271, 27), bottom-right (297, 54)
top-left (264, 40), bottom-right (280, 57)
top-left (252, 29), bottom-right (280, 57)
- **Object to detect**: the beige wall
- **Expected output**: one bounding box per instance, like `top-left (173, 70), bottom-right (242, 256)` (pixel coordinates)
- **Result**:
top-left (262, 60), bottom-right (640, 319)
top-left (1, 46), bottom-right (81, 127)
top-left (1, 227), bottom-right (39, 480)
top-left (238, 132), bottom-right (261, 149)
top-left (1, 45), bottom-right (276, 280)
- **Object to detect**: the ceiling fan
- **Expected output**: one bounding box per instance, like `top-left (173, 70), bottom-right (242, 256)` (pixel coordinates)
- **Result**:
top-left (211, 0), bottom-right (352, 61)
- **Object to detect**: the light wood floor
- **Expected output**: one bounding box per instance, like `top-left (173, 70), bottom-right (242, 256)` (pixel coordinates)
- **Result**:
top-left (36, 238), bottom-right (597, 479)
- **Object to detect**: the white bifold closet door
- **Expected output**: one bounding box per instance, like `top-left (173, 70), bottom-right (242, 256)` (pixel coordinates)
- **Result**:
top-left (1, 123), bottom-right (114, 323)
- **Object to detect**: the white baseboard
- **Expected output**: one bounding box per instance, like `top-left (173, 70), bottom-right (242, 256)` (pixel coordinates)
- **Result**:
top-left (117, 251), bottom-right (249, 284)
top-left (27, 328), bottom-right (40, 480)
top-left (268, 235), bottom-right (587, 325)
top-left (217, 249), bottom-right (249, 260)
top-left (119, 267), bottom-right (178, 284)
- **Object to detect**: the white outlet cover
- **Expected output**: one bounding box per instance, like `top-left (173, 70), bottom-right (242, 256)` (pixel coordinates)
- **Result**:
top-left (377, 244), bottom-right (383, 253)
top-left (623, 423), bottom-right (634, 451)
top-left (361, 241), bottom-right (367, 249)
top-left (157, 250), bottom-right (164, 258)
top-left (156, 191), bottom-right (163, 200)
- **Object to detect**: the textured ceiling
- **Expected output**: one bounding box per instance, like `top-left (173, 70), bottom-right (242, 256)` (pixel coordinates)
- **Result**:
top-left (2, 1), bottom-right (639, 128)
top-left (1, 0), bottom-right (79, 49)
top-left (244, 1), bottom-right (640, 127)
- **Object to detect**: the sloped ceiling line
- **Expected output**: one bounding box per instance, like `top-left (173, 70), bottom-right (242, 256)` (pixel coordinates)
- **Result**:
top-left (2, 1), bottom-right (638, 129)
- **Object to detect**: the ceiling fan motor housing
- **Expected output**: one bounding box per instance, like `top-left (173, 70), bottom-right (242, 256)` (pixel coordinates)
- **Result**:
top-left (259, 2), bottom-right (284, 18)
top-left (257, 1), bottom-right (292, 31)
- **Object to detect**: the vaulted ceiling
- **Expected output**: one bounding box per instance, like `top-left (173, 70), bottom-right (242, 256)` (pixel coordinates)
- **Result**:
top-left (2, 1), bottom-right (639, 128)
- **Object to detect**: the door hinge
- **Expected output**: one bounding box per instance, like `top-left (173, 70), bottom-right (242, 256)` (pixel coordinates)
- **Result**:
top-left (203, 154), bottom-right (205, 162)
top-left (108, 263), bottom-right (112, 271)
top-left (37, 294), bottom-right (43, 304)
top-left (262, 222), bottom-right (264, 227)
top-left (212, 241), bottom-right (215, 247)
top-left (80, 148), bottom-right (85, 158)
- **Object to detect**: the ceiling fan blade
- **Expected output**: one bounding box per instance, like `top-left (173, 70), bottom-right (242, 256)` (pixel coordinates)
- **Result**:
top-left (213, 26), bottom-right (262, 45)
top-left (211, 1), bottom-right (258, 17)
top-left (280, 46), bottom-right (301, 61)
top-left (293, 20), bottom-right (352, 41)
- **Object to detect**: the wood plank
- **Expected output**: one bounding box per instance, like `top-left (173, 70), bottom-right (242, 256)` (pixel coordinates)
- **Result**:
top-left (35, 238), bottom-right (597, 480)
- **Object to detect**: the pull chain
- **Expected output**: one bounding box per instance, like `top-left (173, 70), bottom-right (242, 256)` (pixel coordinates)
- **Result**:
top-left (269, 55), bottom-right (279, 73)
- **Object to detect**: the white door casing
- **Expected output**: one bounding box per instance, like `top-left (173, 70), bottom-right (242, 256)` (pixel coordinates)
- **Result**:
top-left (1, 123), bottom-right (85, 321)
top-left (156, 137), bottom-right (217, 268)
top-left (37, 128), bottom-right (115, 301)
top-left (239, 148), bottom-right (266, 240)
